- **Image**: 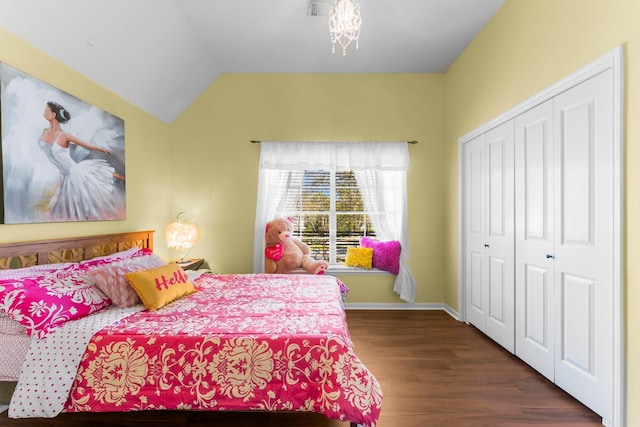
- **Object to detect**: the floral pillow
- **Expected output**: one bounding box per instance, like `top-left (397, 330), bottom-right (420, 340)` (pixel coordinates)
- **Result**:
top-left (0, 266), bottom-right (111, 338)
top-left (87, 253), bottom-right (167, 308)
top-left (360, 237), bottom-right (401, 275)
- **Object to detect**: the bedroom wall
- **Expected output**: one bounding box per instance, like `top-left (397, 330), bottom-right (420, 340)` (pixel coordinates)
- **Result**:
top-left (443, 0), bottom-right (639, 423)
top-left (0, 28), bottom-right (173, 253)
top-left (169, 73), bottom-right (447, 304)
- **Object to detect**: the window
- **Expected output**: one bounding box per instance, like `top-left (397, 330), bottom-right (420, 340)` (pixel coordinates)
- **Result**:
top-left (280, 170), bottom-right (376, 264)
top-left (253, 141), bottom-right (416, 303)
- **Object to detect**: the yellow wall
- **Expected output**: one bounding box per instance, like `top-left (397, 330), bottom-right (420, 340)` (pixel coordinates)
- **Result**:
top-left (3, 0), bottom-right (639, 421)
top-left (444, 0), bottom-right (639, 424)
top-left (0, 28), bottom-right (449, 304)
top-left (169, 73), bottom-right (447, 303)
top-left (0, 28), bottom-right (174, 258)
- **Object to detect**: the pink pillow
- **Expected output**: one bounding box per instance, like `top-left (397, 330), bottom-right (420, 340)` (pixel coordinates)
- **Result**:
top-left (0, 266), bottom-right (111, 338)
top-left (87, 254), bottom-right (167, 307)
top-left (0, 262), bottom-right (73, 280)
top-left (360, 237), bottom-right (401, 275)
top-left (80, 247), bottom-right (152, 270)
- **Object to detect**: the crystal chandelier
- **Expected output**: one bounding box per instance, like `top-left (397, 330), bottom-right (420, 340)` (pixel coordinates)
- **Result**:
top-left (329, 0), bottom-right (362, 55)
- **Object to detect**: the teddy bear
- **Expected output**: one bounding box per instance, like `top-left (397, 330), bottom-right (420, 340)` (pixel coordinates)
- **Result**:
top-left (264, 217), bottom-right (329, 275)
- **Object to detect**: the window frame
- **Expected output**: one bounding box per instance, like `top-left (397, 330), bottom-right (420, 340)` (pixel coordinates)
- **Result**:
top-left (281, 169), bottom-right (379, 268)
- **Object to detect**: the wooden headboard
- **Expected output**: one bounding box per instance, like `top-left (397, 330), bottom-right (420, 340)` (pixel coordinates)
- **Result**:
top-left (0, 230), bottom-right (154, 270)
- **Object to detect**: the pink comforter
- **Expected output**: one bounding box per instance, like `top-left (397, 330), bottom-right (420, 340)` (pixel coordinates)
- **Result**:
top-left (65, 274), bottom-right (382, 426)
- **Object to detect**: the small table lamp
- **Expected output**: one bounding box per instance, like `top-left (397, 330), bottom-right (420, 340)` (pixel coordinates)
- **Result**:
top-left (165, 212), bottom-right (200, 262)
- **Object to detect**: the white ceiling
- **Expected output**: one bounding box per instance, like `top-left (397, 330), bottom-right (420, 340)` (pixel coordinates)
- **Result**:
top-left (0, 0), bottom-right (505, 123)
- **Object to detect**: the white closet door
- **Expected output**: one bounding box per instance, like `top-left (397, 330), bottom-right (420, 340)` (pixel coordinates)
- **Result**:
top-left (484, 121), bottom-right (515, 352)
top-left (552, 70), bottom-right (613, 420)
top-left (515, 100), bottom-right (555, 380)
top-left (465, 123), bottom-right (514, 352)
top-left (465, 133), bottom-right (487, 331)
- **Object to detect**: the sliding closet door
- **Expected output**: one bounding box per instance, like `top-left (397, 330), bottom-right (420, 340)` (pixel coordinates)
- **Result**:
top-left (514, 100), bottom-right (555, 380)
top-left (552, 70), bottom-right (613, 420)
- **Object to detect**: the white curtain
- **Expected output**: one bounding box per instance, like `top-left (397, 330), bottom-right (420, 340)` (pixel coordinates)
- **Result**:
top-left (253, 141), bottom-right (416, 303)
top-left (252, 168), bottom-right (292, 272)
top-left (354, 170), bottom-right (416, 303)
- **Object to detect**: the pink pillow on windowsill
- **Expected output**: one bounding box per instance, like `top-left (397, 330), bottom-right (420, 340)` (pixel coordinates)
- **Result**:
top-left (360, 237), bottom-right (401, 275)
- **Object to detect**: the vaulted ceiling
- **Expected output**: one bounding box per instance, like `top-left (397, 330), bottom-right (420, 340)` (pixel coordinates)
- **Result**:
top-left (0, 0), bottom-right (505, 123)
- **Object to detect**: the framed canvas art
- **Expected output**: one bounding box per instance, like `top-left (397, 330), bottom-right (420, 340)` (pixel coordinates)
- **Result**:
top-left (0, 63), bottom-right (126, 224)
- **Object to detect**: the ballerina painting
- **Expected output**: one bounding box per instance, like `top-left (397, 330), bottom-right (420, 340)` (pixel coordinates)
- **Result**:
top-left (0, 63), bottom-right (126, 223)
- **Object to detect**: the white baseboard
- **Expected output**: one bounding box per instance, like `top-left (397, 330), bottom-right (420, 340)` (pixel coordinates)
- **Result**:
top-left (344, 303), bottom-right (460, 321)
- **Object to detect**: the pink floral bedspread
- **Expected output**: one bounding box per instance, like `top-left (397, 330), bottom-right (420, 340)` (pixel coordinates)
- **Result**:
top-left (65, 274), bottom-right (382, 426)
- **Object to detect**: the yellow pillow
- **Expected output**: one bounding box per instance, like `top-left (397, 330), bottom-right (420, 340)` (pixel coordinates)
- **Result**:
top-left (344, 247), bottom-right (373, 269)
top-left (126, 263), bottom-right (196, 311)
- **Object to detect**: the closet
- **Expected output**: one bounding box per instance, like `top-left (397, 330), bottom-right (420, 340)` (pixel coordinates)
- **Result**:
top-left (461, 47), bottom-right (621, 426)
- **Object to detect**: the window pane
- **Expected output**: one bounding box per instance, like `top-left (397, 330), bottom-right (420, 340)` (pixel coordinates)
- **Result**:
top-left (302, 191), bottom-right (329, 211)
top-left (304, 170), bottom-right (330, 186)
top-left (336, 171), bottom-right (363, 212)
top-left (363, 215), bottom-right (376, 237)
top-left (281, 170), bottom-right (376, 265)
top-left (337, 213), bottom-right (374, 263)
top-left (336, 242), bottom-right (349, 263)
top-left (301, 170), bottom-right (329, 212)
top-left (307, 236), bottom-right (329, 260)
top-left (336, 171), bottom-right (358, 187)
top-left (298, 214), bottom-right (329, 261)
top-left (300, 214), bottom-right (329, 238)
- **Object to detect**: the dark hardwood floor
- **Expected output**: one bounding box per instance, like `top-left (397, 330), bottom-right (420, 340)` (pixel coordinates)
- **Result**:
top-left (0, 310), bottom-right (602, 427)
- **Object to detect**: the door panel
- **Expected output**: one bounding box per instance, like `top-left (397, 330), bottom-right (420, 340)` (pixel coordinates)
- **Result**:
top-left (484, 121), bottom-right (515, 352)
top-left (468, 250), bottom-right (485, 323)
top-left (465, 134), bottom-right (486, 331)
top-left (560, 272), bottom-right (595, 373)
top-left (515, 100), bottom-right (555, 380)
top-left (488, 255), bottom-right (506, 322)
top-left (560, 100), bottom-right (594, 245)
top-left (553, 70), bottom-right (613, 420)
top-left (523, 263), bottom-right (550, 349)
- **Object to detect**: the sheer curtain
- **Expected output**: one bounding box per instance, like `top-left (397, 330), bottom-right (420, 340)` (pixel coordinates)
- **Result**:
top-left (354, 170), bottom-right (416, 303)
top-left (253, 141), bottom-right (416, 303)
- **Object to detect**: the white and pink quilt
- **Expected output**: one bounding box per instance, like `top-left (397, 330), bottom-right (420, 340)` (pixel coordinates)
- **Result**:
top-left (11, 273), bottom-right (382, 427)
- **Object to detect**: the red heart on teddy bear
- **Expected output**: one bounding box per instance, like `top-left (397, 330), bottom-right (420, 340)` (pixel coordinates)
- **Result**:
top-left (265, 243), bottom-right (284, 261)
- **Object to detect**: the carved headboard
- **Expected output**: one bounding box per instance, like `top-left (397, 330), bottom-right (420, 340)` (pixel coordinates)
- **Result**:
top-left (0, 230), bottom-right (154, 270)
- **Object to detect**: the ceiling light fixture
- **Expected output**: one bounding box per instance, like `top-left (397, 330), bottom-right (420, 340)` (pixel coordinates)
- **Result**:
top-left (329, 0), bottom-right (361, 55)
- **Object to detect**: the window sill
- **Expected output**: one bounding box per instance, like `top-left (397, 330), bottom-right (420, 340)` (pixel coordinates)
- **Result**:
top-left (290, 266), bottom-right (391, 275)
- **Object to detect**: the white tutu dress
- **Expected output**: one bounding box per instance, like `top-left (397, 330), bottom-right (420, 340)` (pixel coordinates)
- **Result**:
top-left (38, 140), bottom-right (125, 221)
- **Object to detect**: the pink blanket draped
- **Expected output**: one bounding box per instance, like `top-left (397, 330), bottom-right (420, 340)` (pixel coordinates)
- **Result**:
top-left (65, 274), bottom-right (382, 426)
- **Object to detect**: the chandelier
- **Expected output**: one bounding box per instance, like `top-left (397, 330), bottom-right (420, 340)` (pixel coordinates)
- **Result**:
top-left (329, 0), bottom-right (362, 55)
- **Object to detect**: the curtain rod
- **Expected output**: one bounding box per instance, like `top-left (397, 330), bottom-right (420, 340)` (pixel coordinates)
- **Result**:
top-left (250, 140), bottom-right (418, 144)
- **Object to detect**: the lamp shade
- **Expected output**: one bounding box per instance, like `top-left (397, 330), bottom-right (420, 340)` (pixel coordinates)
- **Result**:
top-left (165, 212), bottom-right (200, 252)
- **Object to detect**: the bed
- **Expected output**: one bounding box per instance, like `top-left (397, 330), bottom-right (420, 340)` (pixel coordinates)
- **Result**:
top-left (0, 231), bottom-right (382, 427)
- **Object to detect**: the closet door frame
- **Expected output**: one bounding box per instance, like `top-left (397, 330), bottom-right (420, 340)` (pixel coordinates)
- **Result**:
top-left (458, 46), bottom-right (623, 427)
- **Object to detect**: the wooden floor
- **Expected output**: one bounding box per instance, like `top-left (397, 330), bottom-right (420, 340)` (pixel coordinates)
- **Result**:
top-left (0, 310), bottom-right (602, 427)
